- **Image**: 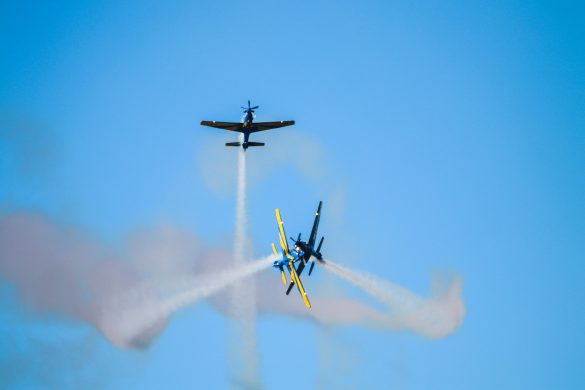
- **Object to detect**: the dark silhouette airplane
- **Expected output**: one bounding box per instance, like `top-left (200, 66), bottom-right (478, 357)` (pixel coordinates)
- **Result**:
top-left (200, 100), bottom-right (295, 150)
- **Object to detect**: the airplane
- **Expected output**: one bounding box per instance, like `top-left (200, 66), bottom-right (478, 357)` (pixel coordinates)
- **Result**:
top-left (200, 100), bottom-right (295, 150)
top-left (271, 201), bottom-right (325, 309)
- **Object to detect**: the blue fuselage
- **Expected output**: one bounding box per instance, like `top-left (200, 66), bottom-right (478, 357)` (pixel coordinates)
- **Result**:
top-left (240, 110), bottom-right (254, 145)
top-left (273, 249), bottom-right (305, 269)
top-left (242, 110), bottom-right (253, 127)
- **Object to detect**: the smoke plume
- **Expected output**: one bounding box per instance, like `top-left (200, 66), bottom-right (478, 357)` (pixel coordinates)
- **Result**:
top-left (228, 139), bottom-right (262, 388)
top-left (0, 212), bottom-right (236, 348)
top-left (321, 259), bottom-right (465, 338)
top-left (0, 211), bottom-right (465, 351)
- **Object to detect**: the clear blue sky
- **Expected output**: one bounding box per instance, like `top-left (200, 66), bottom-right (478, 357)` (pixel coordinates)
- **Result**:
top-left (1, 0), bottom-right (584, 388)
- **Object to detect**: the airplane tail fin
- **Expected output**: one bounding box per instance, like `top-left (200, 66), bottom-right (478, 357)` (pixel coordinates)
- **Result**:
top-left (246, 142), bottom-right (265, 147)
top-left (225, 142), bottom-right (241, 147)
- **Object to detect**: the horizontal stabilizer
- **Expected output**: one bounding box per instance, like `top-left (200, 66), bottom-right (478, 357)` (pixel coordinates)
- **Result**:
top-left (308, 261), bottom-right (316, 276)
top-left (317, 236), bottom-right (324, 253)
top-left (225, 142), bottom-right (241, 147)
top-left (246, 142), bottom-right (265, 147)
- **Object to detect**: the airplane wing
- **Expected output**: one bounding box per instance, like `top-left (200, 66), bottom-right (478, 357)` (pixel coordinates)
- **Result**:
top-left (276, 209), bottom-right (294, 260)
top-left (308, 201), bottom-right (323, 249)
top-left (285, 261), bottom-right (306, 295)
top-left (249, 121), bottom-right (295, 133)
top-left (288, 260), bottom-right (311, 308)
top-left (200, 121), bottom-right (244, 132)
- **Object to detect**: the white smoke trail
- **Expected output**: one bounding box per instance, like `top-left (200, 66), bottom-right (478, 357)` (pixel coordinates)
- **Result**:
top-left (322, 260), bottom-right (421, 310)
top-left (0, 210), bottom-right (464, 350)
top-left (233, 136), bottom-right (248, 273)
top-left (321, 259), bottom-right (465, 338)
top-left (229, 135), bottom-right (261, 388)
top-left (98, 253), bottom-right (276, 349)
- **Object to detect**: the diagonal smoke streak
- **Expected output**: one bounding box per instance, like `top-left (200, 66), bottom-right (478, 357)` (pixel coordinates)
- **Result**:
top-left (98, 254), bottom-right (276, 349)
top-left (320, 259), bottom-right (465, 338)
top-left (322, 259), bottom-right (421, 310)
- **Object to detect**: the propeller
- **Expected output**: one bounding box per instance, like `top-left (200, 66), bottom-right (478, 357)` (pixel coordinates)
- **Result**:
top-left (241, 100), bottom-right (259, 112)
top-left (289, 233), bottom-right (301, 245)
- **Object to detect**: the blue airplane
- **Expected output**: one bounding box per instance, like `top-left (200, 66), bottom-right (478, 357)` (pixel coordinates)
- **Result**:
top-left (200, 100), bottom-right (295, 150)
top-left (271, 201), bottom-right (324, 309)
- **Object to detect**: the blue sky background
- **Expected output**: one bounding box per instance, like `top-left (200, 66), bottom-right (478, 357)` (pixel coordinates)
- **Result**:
top-left (1, 0), bottom-right (584, 388)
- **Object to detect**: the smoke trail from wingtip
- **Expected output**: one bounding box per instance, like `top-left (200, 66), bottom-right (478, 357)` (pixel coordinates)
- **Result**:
top-left (320, 259), bottom-right (465, 338)
top-left (98, 253), bottom-right (276, 349)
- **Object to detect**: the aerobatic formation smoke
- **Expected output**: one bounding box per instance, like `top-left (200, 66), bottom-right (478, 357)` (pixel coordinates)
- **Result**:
top-left (233, 137), bottom-right (249, 274)
top-left (99, 254), bottom-right (276, 349)
top-left (229, 139), bottom-right (261, 388)
top-left (321, 259), bottom-right (465, 338)
top-left (0, 212), bottom-right (465, 351)
top-left (0, 212), bottom-right (254, 349)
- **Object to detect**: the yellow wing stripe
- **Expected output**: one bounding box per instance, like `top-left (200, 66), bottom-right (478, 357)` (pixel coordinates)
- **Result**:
top-left (276, 207), bottom-right (310, 309)
top-left (276, 208), bottom-right (294, 260)
top-left (290, 262), bottom-right (311, 309)
top-left (288, 261), bottom-right (296, 284)
top-left (281, 269), bottom-right (287, 285)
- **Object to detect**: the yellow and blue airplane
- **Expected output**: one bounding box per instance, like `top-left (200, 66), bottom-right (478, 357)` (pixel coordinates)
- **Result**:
top-left (271, 201), bottom-right (325, 309)
top-left (200, 100), bottom-right (295, 150)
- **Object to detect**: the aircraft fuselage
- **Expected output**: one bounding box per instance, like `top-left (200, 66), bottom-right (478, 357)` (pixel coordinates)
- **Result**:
top-left (296, 241), bottom-right (323, 263)
top-left (240, 111), bottom-right (254, 149)
top-left (200, 101), bottom-right (294, 151)
top-left (273, 249), bottom-right (305, 269)
top-left (242, 111), bottom-right (253, 128)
